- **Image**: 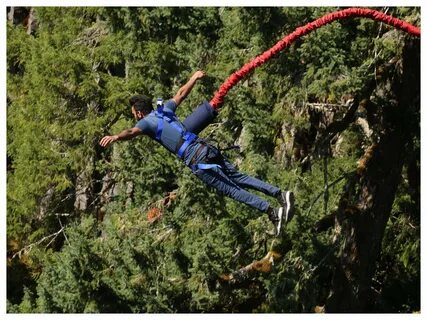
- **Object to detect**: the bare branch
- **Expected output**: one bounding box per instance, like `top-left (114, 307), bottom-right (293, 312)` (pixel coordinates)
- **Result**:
top-left (57, 217), bottom-right (70, 246)
top-left (304, 102), bottom-right (349, 111)
top-left (12, 227), bottom-right (65, 259)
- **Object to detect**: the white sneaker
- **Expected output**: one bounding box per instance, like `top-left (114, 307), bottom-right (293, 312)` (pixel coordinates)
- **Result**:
top-left (283, 191), bottom-right (295, 224)
top-left (267, 206), bottom-right (284, 236)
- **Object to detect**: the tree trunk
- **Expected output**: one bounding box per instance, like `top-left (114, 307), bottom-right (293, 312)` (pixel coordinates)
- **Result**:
top-left (325, 38), bottom-right (420, 312)
top-left (7, 7), bottom-right (36, 34)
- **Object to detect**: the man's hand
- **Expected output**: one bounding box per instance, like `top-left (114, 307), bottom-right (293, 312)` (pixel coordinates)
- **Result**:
top-left (99, 135), bottom-right (118, 148)
top-left (192, 70), bottom-right (205, 80)
top-left (99, 128), bottom-right (142, 147)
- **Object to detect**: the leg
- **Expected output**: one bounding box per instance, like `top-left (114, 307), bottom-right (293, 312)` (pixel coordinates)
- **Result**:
top-left (193, 166), bottom-right (271, 212)
top-left (215, 155), bottom-right (295, 236)
top-left (219, 157), bottom-right (281, 197)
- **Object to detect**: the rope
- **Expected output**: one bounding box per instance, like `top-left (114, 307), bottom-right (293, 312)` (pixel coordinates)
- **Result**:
top-left (209, 7), bottom-right (421, 109)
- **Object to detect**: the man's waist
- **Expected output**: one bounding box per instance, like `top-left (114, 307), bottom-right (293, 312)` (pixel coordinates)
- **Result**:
top-left (180, 139), bottom-right (208, 165)
top-left (172, 132), bottom-right (197, 159)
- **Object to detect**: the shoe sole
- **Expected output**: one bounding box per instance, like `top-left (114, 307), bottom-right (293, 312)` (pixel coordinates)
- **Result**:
top-left (284, 191), bottom-right (295, 223)
top-left (276, 207), bottom-right (283, 236)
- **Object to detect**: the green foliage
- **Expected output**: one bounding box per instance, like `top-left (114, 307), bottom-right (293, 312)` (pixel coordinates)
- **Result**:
top-left (7, 6), bottom-right (419, 313)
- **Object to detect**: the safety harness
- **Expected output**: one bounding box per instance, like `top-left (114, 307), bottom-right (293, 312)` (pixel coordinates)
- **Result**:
top-left (153, 98), bottom-right (220, 171)
top-left (153, 98), bottom-right (197, 158)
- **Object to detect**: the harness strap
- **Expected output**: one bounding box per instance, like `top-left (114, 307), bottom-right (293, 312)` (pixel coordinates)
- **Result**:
top-left (177, 132), bottom-right (197, 158)
top-left (155, 115), bottom-right (163, 140)
top-left (153, 101), bottom-right (197, 159)
top-left (154, 107), bottom-right (184, 137)
top-left (191, 163), bottom-right (221, 171)
top-left (187, 143), bottom-right (222, 171)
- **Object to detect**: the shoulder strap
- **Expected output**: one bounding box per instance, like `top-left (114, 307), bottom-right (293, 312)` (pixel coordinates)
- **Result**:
top-left (153, 99), bottom-right (197, 158)
top-left (154, 105), bottom-right (184, 139)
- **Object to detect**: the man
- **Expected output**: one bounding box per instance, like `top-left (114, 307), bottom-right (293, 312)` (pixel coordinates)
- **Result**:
top-left (100, 70), bottom-right (295, 236)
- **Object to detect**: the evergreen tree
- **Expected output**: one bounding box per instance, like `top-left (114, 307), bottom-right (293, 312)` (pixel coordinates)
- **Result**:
top-left (7, 7), bottom-right (420, 313)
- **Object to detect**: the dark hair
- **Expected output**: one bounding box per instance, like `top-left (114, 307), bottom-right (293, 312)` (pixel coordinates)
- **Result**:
top-left (129, 95), bottom-right (153, 114)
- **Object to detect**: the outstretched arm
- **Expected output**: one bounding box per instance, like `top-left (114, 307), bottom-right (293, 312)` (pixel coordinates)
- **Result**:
top-left (172, 70), bottom-right (205, 107)
top-left (99, 127), bottom-right (142, 148)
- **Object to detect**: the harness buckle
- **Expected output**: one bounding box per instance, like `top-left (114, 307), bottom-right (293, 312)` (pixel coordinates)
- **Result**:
top-left (156, 98), bottom-right (163, 107)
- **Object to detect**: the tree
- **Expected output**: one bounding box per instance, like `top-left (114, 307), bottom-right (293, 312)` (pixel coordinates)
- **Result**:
top-left (325, 37), bottom-right (420, 312)
top-left (7, 7), bottom-right (420, 313)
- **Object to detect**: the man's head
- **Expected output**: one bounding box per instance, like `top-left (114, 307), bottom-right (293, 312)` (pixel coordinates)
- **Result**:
top-left (129, 95), bottom-right (153, 120)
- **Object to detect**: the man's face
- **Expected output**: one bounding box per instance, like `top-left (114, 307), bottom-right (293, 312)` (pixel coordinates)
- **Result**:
top-left (131, 106), bottom-right (144, 120)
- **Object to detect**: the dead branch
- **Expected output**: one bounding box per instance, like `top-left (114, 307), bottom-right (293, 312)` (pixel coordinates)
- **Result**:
top-left (219, 251), bottom-right (281, 284)
top-left (12, 227), bottom-right (65, 259)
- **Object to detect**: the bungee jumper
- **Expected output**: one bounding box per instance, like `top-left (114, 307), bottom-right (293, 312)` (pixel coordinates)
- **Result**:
top-left (99, 71), bottom-right (295, 236)
top-left (99, 8), bottom-right (420, 237)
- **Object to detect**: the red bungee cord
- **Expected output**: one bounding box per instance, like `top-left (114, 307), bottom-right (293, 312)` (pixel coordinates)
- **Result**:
top-left (209, 7), bottom-right (421, 109)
